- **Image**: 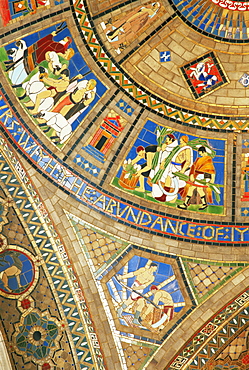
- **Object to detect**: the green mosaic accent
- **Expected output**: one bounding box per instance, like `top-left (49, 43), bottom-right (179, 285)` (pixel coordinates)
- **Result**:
top-left (0, 136), bottom-right (105, 370)
top-left (68, 214), bottom-right (128, 278)
top-left (74, 0), bottom-right (249, 130)
top-left (181, 257), bottom-right (248, 304)
top-left (168, 290), bottom-right (249, 370)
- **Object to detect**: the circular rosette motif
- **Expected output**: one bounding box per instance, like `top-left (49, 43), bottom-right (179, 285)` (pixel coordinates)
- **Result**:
top-left (13, 309), bottom-right (61, 363)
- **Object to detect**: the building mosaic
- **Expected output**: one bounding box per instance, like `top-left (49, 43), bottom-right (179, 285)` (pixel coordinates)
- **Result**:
top-left (0, 0), bottom-right (61, 27)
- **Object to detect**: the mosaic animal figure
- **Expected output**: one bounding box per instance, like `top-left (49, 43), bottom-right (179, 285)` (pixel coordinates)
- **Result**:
top-left (20, 66), bottom-right (54, 112)
top-left (37, 110), bottom-right (72, 144)
top-left (5, 40), bottom-right (28, 85)
top-left (0, 251), bottom-right (23, 292)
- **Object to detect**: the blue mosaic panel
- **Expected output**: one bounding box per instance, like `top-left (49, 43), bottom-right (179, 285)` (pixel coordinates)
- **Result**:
top-left (0, 249), bottom-right (34, 294)
top-left (0, 23), bottom-right (107, 147)
top-left (114, 119), bottom-right (226, 215)
top-left (107, 255), bottom-right (185, 334)
top-left (160, 51), bottom-right (171, 62)
top-left (73, 154), bottom-right (101, 177)
top-left (116, 99), bottom-right (134, 116)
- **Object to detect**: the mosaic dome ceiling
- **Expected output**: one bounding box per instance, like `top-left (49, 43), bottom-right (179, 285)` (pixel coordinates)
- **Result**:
top-left (0, 0), bottom-right (249, 370)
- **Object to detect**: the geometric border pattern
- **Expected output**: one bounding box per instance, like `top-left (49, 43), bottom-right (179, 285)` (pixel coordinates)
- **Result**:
top-left (2, 90), bottom-right (249, 244)
top-left (73, 0), bottom-right (249, 130)
top-left (0, 136), bottom-right (105, 369)
top-left (182, 258), bottom-right (248, 304)
top-left (168, 289), bottom-right (249, 370)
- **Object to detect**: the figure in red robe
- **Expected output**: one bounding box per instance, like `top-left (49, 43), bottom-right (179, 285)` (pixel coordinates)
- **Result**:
top-left (178, 146), bottom-right (216, 210)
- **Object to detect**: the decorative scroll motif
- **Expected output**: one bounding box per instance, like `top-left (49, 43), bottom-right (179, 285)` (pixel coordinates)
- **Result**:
top-left (171, 0), bottom-right (249, 40)
top-left (167, 289), bottom-right (249, 370)
top-left (211, 0), bottom-right (249, 10)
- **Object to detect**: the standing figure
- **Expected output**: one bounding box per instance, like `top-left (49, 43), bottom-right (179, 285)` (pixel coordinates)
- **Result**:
top-left (131, 144), bottom-right (158, 192)
top-left (117, 260), bottom-right (158, 325)
top-left (177, 146), bottom-right (216, 210)
top-left (150, 134), bottom-right (178, 200)
top-left (153, 135), bottom-right (193, 203)
top-left (102, 2), bottom-right (160, 51)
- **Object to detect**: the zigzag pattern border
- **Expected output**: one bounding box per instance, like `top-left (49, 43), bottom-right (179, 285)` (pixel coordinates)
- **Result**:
top-left (0, 137), bottom-right (105, 370)
top-left (73, 0), bottom-right (249, 130)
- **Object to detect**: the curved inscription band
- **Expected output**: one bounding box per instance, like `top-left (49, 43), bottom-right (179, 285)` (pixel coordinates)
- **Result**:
top-left (0, 91), bottom-right (248, 244)
top-left (81, 185), bottom-right (248, 243)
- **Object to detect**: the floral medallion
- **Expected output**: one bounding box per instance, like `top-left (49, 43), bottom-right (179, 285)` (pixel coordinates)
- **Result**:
top-left (13, 309), bottom-right (61, 364)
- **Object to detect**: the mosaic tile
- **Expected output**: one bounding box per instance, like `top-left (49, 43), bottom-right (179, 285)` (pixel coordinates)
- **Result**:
top-left (0, 22), bottom-right (107, 148)
top-left (67, 213), bottom-right (201, 369)
top-left (121, 341), bottom-right (153, 370)
top-left (74, 0), bottom-right (249, 129)
top-left (100, 2), bottom-right (162, 54)
top-left (73, 154), bottom-right (101, 177)
top-left (0, 0), bottom-right (61, 26)
top-left (168, 290), bottom-right (249, 370)
top-left (182, 258), bottom-right (247, 303)
top-left (113, 119), bottom-right (226, 215)
top-left (170, 0), bottom-right (249, 41)
top-left (0, 89), bottom-right (248, 243)
top-left (179, 52), bottom-right (229, 100)
top-left (106, 255), bottom-right (186, 333)
top-left (239, 73), bottom-right (249, 87)
top-left (160, 51), bottom-right (171, 62)
top-left (116, 99), bottom-right (134, 116)
top-left (0, 136), bottom-right (105, 369)
top-left (1, 0), bottom-right (249, 369)
top-left (72, 218), bottom-right (128, 276)
top-left (241, 207), bottom-right (249, 216)
top-left (241, 151), bottom-right (249, 202)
